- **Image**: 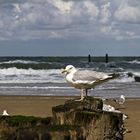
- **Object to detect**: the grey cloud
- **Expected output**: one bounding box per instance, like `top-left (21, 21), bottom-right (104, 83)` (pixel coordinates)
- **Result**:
top-left (114, 2), bottom-right (140, 23)
top-left (99, 2), bottom-right (111, 24)
top-left (0, 0), bottom-right (139, 42)
top-left (0, 0), bottom-right (23, 4)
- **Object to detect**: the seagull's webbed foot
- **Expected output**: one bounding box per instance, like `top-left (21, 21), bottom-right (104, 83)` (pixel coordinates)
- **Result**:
top-left (75, 96), bottom-right (84, 101)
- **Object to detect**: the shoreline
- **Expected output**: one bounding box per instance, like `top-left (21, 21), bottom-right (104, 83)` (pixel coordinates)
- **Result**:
top-left (0, 95), bottom-right (139, 140)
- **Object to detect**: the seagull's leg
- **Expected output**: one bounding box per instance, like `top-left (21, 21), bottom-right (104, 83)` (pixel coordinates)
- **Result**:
top-left (85, 89), bottom-right (88, 97)
top-left (75, 89), bottom-right (84, 101)
top-left (81, 89), bottom-right (84, 100)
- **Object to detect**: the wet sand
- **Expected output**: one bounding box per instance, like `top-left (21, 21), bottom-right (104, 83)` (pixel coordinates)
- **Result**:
top-left (0, 95), bottom-right (139, 140)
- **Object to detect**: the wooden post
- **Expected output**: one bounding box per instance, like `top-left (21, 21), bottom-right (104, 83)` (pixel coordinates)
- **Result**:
top-left (88, 54), bottom-right (91, 62)
top-left (105, 53), bottom-right (108, 63)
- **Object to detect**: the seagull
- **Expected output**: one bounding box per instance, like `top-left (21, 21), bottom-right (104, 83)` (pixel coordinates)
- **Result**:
top-left (62, 65), bottom-right (118, 101)
top-left (114, 95), bottom-right (125, 105)
top-left (118, 95), bottom-right (125, 105)
top-left (103, 104), bottom-right (116, 112)
top-left (2, 110), bottom-right (9, 116)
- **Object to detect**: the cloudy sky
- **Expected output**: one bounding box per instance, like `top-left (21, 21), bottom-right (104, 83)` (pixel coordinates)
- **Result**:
top-left (0, 0), bottom-right (140, 56)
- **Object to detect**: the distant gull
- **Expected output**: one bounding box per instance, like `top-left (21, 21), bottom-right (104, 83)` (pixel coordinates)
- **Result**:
top-left (103, 104), bottom-right (116, 112)
top-left (118, 95), bottom-right (125, 105)
top-left (103, 104), bottom-right (128, 120)
top-left (2, 110), bottom-right (9, 116)
top-left (62, 65), bottom-right (118, 101)
top-left (115, 95), bottom-right (125, 105)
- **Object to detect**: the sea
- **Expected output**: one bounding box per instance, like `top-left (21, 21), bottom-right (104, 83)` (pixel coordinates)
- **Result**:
top-left (0, 56), bottom-right (140, 99)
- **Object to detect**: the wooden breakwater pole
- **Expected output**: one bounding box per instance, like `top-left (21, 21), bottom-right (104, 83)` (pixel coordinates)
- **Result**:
top-left (88, 54), bottom-right (91, 63)
top-left (105, 53), bottom-right (109, 63)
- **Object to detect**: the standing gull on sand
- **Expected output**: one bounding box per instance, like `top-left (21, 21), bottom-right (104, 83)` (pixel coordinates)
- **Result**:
top-left (2, 110), bottom-right (9, 116)
top-left (118, 95), bottom-right (125, 105)
top-left (62, 65), bottom-right (118, 101)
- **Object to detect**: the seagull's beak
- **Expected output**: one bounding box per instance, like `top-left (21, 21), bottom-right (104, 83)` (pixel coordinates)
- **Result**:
top-left (61, 68), bottom-right (67, 73)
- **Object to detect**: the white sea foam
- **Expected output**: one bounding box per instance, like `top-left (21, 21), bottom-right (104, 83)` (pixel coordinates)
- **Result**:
top-left (0, 60), bottom-right (39, 64)
top-left (96, 86), bottom-right (118, 90)
top-left (0, 67), bottom-right (65, 83)
top-left (0, 86), bottom-right (72, 89)
top-left (111, 77), bottom-right (134, 83)
top-left (133, 72), bottom-right (140, 76)
top-left (129, 60), bottom-right (140, 64)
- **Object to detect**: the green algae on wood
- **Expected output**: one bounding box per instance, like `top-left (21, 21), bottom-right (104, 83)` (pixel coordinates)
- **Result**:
top-left (0, 115), bottom-right (41, 126)
top-left (48, 125), bottom-right (78, 131)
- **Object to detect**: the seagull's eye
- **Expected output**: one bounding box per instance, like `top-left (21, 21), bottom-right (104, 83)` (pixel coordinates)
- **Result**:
top-left (69, 67), bottom-right (73, 70)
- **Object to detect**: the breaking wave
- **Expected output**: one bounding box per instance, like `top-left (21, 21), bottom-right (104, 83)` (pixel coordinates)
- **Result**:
top-left (0, 67), bottom-right (65, 83)
top-left (0, 60), bottom-right (39, 64)
top-left (129, 60), bottom-right (140, 64)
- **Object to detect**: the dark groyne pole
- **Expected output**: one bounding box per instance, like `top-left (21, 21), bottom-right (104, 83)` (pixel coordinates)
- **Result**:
top-left (88, 54), bottom-right (91, 63)
top-left (105, 53), bottom-right (109, 63)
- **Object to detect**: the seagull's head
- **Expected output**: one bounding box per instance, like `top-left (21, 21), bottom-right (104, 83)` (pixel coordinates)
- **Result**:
top-left (120, 95), bottom-right (125, 100)
top-left (62, 65), bottom-right (76, 74)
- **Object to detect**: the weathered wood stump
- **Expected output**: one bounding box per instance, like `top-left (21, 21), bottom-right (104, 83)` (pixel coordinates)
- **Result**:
top-left (52, 96), bottom-right (123, 140)
top-left (52, 97), bottom-right (103, 125)
top-left (0, 97), bottom-right (123, 140)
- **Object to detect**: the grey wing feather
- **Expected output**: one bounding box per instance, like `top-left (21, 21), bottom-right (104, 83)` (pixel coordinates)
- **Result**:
top-left (73, 70), bottom-right (108, 81)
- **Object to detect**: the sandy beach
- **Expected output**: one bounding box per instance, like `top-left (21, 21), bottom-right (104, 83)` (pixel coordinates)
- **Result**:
top-left (0, 95), bottom-right (139, 140)
top-left (120, 99), bottom-right (140, 140)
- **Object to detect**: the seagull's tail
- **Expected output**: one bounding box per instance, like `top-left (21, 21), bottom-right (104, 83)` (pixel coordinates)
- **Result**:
top-left (95, 73), bottom-right (119, 85)
top-left (108, 73), bottom-right (120, 79)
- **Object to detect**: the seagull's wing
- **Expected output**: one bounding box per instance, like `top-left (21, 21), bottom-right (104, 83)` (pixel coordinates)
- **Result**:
top-left (72, 70), bottom-right (110, 82)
